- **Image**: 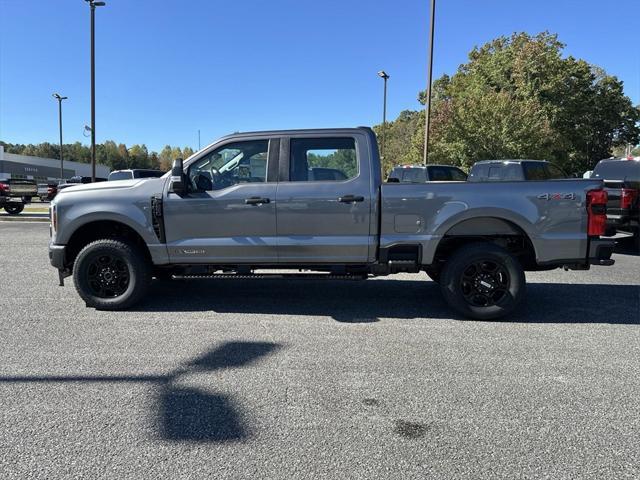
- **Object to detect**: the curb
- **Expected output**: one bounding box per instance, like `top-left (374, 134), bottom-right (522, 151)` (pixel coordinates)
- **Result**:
top-left (0, 216), bottom-right (49, 223)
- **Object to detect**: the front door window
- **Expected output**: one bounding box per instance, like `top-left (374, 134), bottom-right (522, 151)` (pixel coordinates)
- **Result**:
top-left (188, 140), bottom-right (269, 191)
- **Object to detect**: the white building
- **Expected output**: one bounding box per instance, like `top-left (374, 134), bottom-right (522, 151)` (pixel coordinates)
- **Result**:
top-left (0, 145), bottom-right (110, 182)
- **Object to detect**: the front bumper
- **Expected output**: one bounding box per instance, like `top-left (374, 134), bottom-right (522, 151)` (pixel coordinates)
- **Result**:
top-left (588, 238), bottom-right (615, 266)
top-left (49, 244), bottom-right (66, 270)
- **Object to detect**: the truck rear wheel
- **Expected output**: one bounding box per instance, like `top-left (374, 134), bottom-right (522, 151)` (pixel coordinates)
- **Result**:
top-left (73, 239), bottom-right (151, 310)
top-left (440, 243), bottom-right (525, 320)
top-left (4, 203), bottom-right (24, 215)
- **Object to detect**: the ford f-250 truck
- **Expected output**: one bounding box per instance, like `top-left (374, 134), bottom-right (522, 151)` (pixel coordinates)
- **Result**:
top-left (49, 127), bottom-right (615, 319)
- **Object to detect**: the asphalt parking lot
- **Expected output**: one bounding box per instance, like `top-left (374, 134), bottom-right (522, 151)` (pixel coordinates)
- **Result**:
top-left (0, 222), bottom-right (638, 479)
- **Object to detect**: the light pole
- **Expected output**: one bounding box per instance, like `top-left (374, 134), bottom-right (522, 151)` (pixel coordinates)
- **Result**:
top-left (52, 93), bottom-right (68, 181)
top-left (85, 0), bottom-right (106, 182)
top-left (377, 70), bottom-right (390, 160)
top-left (423, 0), bottom-right (436, 165)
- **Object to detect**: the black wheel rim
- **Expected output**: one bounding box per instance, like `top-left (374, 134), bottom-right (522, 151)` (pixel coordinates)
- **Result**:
top-left (460, 259), bottom-right (510, 307)
top-left (86, 254), bottom-right (130, 298)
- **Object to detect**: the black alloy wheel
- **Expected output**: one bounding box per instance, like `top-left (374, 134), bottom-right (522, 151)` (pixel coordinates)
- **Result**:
top-left (440, 242), bottom-right (526, 320)
top-left (86, 253), bottom-right (130, 298)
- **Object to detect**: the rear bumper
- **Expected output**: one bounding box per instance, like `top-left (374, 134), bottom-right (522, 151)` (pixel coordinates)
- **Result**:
top-left (588, 238), bottom-right (615, 266)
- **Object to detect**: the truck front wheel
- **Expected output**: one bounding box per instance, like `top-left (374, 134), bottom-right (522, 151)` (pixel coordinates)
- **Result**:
top-left (4, 203), bottom-right (24, 215)
top-left (440, 243), bottom-right (525, 320)
top-left (73, 239), bottom-right (151, 310)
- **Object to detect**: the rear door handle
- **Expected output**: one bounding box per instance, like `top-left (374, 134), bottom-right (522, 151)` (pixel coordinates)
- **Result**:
top-left (338, 195), bottom-right (365, 203)
top-left (245, 197), bottom-right (271, 205)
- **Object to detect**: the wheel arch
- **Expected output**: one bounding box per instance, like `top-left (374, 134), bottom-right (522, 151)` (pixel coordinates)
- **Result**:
top-left (430, 216), bottom-right (540, 270)
top-left (64, 219), bottom-right (152, 269)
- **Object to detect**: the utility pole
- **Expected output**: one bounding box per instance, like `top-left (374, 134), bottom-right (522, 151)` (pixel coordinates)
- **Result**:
top-left (377, 71), bottom-right (390, 160)
top-left (52, 93), bottom-right (68, 181)
top-left (85, 0), bottom-right (106, 182)
top-left (423, 0), bottom-right (436, 165)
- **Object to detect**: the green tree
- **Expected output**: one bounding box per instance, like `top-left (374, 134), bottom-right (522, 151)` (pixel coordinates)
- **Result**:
top-left (182, 146), bottom-right (194, 159)
top-left (129, 144), bottom-right (150, 169)
top-left (411, 32), bottom-right (640, 172)
top-left (158, 145), bottom-right (174, 171)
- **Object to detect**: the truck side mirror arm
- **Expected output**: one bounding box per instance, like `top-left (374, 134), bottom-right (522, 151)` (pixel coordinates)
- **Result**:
top-left (169, 158), bottom-right (186, 195)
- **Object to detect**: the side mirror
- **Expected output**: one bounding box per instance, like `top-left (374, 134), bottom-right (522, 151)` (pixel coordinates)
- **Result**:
top-left (169, 158), bottom-right (186, 195)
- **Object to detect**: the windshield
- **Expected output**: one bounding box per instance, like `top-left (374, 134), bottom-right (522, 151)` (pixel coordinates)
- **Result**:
top-left (523, 162), bottom-right (567, 180)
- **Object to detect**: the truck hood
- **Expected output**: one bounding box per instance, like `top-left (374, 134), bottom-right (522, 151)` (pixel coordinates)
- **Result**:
top-left (58, 178), bottom-right (164, 194)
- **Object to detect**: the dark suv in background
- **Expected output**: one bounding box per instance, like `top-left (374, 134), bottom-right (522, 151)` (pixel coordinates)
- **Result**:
top-left (468, 159), bottom-right (568, 182)
top-left (387, 164), bottom-right (467, 183)
top-left (108, 169), bottom-right (164, 181)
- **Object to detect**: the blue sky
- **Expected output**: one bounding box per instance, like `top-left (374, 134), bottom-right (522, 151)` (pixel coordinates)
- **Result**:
top-left (1, 0), bottom-right (638, 153)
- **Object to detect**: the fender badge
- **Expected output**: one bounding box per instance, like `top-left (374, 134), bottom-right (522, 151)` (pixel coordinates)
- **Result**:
top-left (537, 193), bottom-right (575, 200)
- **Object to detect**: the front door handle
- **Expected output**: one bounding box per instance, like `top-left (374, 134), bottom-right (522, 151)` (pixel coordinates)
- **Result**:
top-left (245, 197), bottom-right (271, 205)
top-left (338, 195), bottom-right (365, 203)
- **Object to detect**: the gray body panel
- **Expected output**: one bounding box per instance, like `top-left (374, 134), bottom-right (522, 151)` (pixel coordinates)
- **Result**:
top-left (50, 178), bottom-right (170, 264)
top-left (163, 183), bottom-right (278, 263)
top-left (275, 131), bottom-right (377, 263)
top-left (50, 127), bottom-right (601, 269)
top-left (380, 179), bottom-right (602, 264)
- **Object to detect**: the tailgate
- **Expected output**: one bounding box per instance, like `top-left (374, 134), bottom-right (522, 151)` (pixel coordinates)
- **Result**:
top-left (8, 180), bottom-right (37, 196)
top-left (603, 180), bottom-right (623, 211)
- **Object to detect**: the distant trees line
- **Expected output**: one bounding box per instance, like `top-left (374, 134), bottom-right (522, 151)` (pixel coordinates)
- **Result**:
top-left (373, 32), bottom-right (640, 176)
top-left (0, 140), bottom-right (194, 172)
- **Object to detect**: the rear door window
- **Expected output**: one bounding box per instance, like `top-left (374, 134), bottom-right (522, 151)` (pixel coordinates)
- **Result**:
top-left (545, 163), bottom-right (567, 179)
top-left (427, 166), bottom-right (468, 181)
top-left (449, 168), bottom-right (467, 181)
top-left (523, 163), bottom-right (549, 180)
top-left (289, 137), bottom-right (357, 182)
top-left (401, 169), bottom-right (424, 183)
top-left (488, 166), bottom-right (503, 180)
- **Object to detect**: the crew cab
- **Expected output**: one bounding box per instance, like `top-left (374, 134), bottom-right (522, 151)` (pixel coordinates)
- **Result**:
top-left (0, 178), bottom-right (37, 215)
top-left (49, 128), bottom-right (615, 320)
top-left (468, 159), bottom-right (568, 182)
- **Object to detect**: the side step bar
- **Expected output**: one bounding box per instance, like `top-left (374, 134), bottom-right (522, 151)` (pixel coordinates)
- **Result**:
top-left (173, 273), bottom-right (369, 281)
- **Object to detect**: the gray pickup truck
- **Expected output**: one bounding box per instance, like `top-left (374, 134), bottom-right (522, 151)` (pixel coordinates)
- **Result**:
top-left (49, 127), bottom-right (615, 319)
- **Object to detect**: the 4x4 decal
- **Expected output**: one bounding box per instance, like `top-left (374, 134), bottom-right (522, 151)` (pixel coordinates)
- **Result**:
top-left (537, 193), bottom-right (576, 200)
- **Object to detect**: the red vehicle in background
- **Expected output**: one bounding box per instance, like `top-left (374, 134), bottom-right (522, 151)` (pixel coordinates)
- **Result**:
top-left (592, 157), bottom-right (640, 248)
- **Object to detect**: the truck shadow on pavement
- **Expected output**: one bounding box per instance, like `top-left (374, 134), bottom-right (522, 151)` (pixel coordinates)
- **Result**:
top-left (135, 278), bottom-right (639, 324)
top-left (0, 341), bottom-right (281, 443)
top-left (614, 236), bottom-right (639, 257)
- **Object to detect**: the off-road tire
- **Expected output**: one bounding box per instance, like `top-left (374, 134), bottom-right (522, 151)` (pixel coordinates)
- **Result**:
top-left (73, 238), bottom-right (151, 310)
top-left (4, 203), bottom-right (24, 215)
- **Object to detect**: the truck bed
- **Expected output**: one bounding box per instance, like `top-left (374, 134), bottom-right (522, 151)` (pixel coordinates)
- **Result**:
top-left (380, 179), bottom-right (604, 265)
